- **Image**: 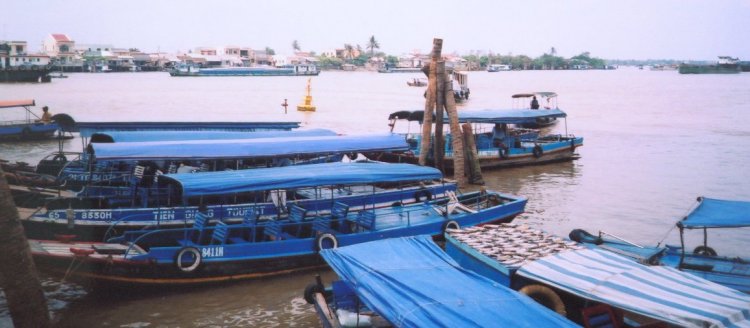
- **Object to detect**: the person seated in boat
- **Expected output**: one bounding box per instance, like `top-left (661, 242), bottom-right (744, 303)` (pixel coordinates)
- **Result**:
top-left (530, 96), bottom-right (540, 109)
top-left (36, 106), bottom-right (52, 124)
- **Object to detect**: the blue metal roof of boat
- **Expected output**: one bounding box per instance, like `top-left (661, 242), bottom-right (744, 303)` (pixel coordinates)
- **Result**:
top-left (320, 235), bottom-right (578, 328)
top-left (678, 196), bottom-right (750, 229)
top-left (454, 108), bottom-right (567, 124)
top-left (90, 134), bottom-right (408, 160)
top-left (518, 248), bottom-right (750, 328)
top-left (160, 162), bottom-right (442, 197)
top-left (75, 121), bottom-right (301, 137)
top-left (89, 128), bottom-right (337, 143)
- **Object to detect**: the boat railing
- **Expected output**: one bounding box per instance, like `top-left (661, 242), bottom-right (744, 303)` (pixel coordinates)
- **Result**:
top-left (599, 231), bottom-right (645, 248)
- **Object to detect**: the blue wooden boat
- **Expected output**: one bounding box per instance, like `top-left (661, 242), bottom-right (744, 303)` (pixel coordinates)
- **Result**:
top-left (21, 162), bottom-right (459, 242)
top-left (28, 179), bottom-right (526, 286)
top-left (570, 196), bottom-right (750, 294)
top-left (445, 224), bottom-right (750, 328)
top-left (55, 133), bottom-right (408, 189)
top-left (375, 108), bottom-right (582, 170)
top-left (306, 235), bottom-right (577, 327)
top-left (168, 64), bottom-right (319, 77)
top-left (512, 92), bottom-right (560, 128)
top-left (0, 99), bottom-right (62, 141)
top-left (87, 128), bottom-right (336, 143)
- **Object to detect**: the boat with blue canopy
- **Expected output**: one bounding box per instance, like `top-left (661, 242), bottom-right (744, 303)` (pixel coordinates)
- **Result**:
top-left (306, 235), bottom-right (577, 328)
top-left (445, 224), bottom-right (750, 328)
top-left (21, 162), bottom-right (458, 242)
top-left (0, 99), bottom-right (71, 141)
top-left (54, 133), bottom-right (407, 190)
top-left (375, 109), bottom-right (582, 170)
top-left (28, 175), bottom-right (526, 286)
top-left (571, 196), bottom-right (750, 294)
top-left (512, 92), bottom-right (561, 128)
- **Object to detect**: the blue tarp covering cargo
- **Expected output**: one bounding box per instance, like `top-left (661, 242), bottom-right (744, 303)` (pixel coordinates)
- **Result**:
top-left (90, 134), bottom-right (407, 160)
top-left (160, 162), bottom-right (442, 197)
top-left (320, 235), bottom-right (578, 328)
top-left (679, 197), bottom-right (750, 229)
top-left (518, 248), bottom-right (750, 328)
top-left (454, 108), bottom-right (567, 124)
top-left (89, 128), bottom-right (337, 143)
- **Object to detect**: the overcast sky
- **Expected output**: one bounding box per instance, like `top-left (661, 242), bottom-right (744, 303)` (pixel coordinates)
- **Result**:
top-left (4, 0), bottom-right (749, 60)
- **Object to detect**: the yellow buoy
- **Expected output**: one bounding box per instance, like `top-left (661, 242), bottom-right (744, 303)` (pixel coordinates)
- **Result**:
top-left (297, 78), bottom-right (316, 112)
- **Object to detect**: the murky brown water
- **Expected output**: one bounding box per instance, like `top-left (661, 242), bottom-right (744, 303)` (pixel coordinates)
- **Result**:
top-left (1, 69), bottom-right (749, 326)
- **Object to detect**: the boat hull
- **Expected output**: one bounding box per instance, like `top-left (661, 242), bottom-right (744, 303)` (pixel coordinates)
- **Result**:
top-left (0, 122), bottom-right (59, 141)
top-left (678, 64), bottom-right (740, 74)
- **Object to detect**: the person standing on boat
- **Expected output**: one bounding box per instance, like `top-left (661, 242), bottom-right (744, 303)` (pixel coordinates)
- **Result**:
top-left (36, 106), bottom-right (52, 124)
top-left (530, 96), bottom-right (540, 109)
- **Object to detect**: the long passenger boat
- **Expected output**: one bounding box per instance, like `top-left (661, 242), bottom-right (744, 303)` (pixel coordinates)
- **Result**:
top-left (54, 133), bottom-right (407, 190)
top-left (571, 196), bottom-right (750, 294)
top-left (0, 99), bottom-right (67, 141)
top-left (20, 162), bottom-right (457, 242)
top-left (168, 64), bottom-right (319, 77)
top-left (444, 224), bottom-right (750, 328)
top-left (28, 167), bottom-right (526, 286)
top-left (307, 236), bottom-right (577, 327)
top-left (373, 109), bottom-right (583, 170)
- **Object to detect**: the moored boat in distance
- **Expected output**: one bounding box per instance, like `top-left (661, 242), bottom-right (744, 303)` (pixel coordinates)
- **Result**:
top-left (570, 196), bottom-right (750, 294)
top-left (679, 56), bottom-right (741, 74)
top-left (487, 64), bottom-right (511, 72)
top-left (406, 77), bottom-right (427, 87)
top-left (169, 64), bottom-right (319, 76)
top-left (445, 224), bottom-right (750, 327)
top-left (307, 235), bottom-right (577, 327)
top-left (28, 172), bottom-right (526, 286)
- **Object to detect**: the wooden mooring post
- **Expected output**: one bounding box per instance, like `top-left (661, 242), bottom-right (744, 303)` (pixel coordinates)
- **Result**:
top-left (418, 39), bottom-right (441, 167)
top-left (463, 123), bottom-right (484, 184)
top-left (0, 165), bottom-right (50, 328)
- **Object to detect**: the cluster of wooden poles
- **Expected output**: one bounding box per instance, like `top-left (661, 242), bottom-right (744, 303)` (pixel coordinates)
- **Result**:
top-left (418, 38), bottom-right (483, 186)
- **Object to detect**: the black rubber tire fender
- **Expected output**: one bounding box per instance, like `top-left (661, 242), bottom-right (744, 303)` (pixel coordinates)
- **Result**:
top-left (414, 188), bottom-right (433, 202)
top-left (175, 247), bottom-right (202, 273)
top-left (693, 246), bottom-right (717, 256)
top-left (532, 145), bottom-right (544, 158)
top-left (304, 283), bottom-right (323, 305)
top-left (315, 233), bottom-right (338, 252)
top-left (519, 284), bottom-right (566, 316)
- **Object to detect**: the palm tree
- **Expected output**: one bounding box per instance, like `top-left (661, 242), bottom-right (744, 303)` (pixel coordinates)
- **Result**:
top-left (344, 44), bottom-right (355, 61)
top-left (292, 40), bottom-right (300, 52)
top-left (367, 35), bottom-right (380, 56)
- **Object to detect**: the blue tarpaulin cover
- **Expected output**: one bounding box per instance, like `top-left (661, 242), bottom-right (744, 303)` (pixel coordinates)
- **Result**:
top-left (160, 162), bottom-right (442, 197)
top-left (679, 197), bottom-right (750, 229)
top-left (90, 134), bottom-right (407, 160)
top-left (455, 108), bottom-right (567, 124)
top-left (89, 128), bottom-right (336, 143)
top-left (320, 235), bottom-right (578, 328)
top-left (518, 248), bottom-right (750, 328)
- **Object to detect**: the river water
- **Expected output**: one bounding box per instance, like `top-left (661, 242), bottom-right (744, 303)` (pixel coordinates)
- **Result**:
top-left (1, 69), bottom-right (749, 327)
